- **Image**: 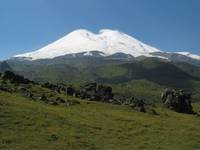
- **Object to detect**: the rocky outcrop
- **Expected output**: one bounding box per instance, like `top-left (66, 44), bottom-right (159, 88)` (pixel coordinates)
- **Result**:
top-left (129, 98), bottom-right (147, 113)
top-left (42, 82), bottom-right (66, 93)
top-left (66, 86), bottom-right (76, 96)
top-left (162, 88), bottom-right (194, 114)
top-left (2, 71), bottom-right (33, 84)
top-left (0, 71), bottom-right (80, 107)
top-left (76, 83), bottom-right (113, 102)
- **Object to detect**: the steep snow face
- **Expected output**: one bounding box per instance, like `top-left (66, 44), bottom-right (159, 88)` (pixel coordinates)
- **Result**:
top-left (15, 29), bottom-right (161, 60)
top-left (176, 52), bottom-right (200, 60)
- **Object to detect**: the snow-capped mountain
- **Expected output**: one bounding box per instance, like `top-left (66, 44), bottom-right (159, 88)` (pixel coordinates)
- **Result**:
top-left (15, 29), bottom-right (162, 60)
top-left (14, 29), bottom-right (200, 63)
top-left (175, 52), bottom-right (200, 60)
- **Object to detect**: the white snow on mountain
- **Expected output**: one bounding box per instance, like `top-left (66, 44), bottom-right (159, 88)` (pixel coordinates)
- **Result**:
top-left (176, 52), bottom-right (200, 60)
top-left (14, 29), bottom-right (200, 61)
top-left (14, 29), bottom-right (162, 60)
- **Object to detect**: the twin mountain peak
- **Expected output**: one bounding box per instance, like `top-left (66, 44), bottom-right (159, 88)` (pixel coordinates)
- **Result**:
top-left (14, 29), bottom-right (200, 64)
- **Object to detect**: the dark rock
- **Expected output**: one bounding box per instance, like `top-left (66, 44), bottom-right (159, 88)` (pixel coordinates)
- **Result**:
top-left (26, 92), bottom-right (33, 99)
top-left (2, 71), bottom-right (32, 84)
top-left (42, 82), bottom-right (65, 93)
top-left (76, 83), bottom-right (114, 102)
top-left (77, 82), bottom-right (97, 99)
top-left (39, 94), bottom-right (48, 103)
top-left (162, 88), bottom-right (194, 114)
top-left (66, 86), bottom-right (75, 96)
top-left (84, 82), bottom-right (97, 92)
top-left (96, 84), bottom-right (113, 101)
top-left (130, 98), bottom-right (147, 113)
top-left (123, 97), bottom-right (136, 106)
top-left (112, 94), bottom-right (125, 105)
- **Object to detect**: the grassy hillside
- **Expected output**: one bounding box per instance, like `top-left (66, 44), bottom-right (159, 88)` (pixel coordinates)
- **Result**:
top-left (112, 80), bottom-right (164, 103)
top-left (1, 91), bottom-right (200, 150)
top-left (96, 59), bottom-right (197, 87)
top-left (112, 79), bottom-right (200, 103)
top-left (190, 80), bottom-right (200, 102)
top-left (175, 62), bottom-right (200, 78)
top-left (5, 58), bottom-right (200, 103)
top-left (7, 58), bottom-right (199, 87)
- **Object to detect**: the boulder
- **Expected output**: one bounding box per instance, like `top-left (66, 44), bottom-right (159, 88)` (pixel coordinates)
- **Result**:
top-left (96, 84), bottom-right (113, 101)
top-left (66, 86), bottom-right (75, 96)
top-left (131, 98), bottom-right (146, 113)
top-left (84, 82), bottom-right (97, 92)
top-left (39, 94), bottom-right (49, 103)
top-left (77, 83), bottom-right (114, 102)
top-left (162, 88), bottom-right (193, 114)
top-left (112, 94), bottom-right (125, 105)
top-left (42, 82), bottom-right (64, 93)
top-left (26, 92), bottom-right (33, 99)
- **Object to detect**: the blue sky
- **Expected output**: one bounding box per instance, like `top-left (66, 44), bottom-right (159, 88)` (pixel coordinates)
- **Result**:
top-left (0, 0), bottom-right (200, 59)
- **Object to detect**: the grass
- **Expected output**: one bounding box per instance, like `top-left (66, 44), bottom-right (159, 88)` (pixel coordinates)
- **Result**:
top-left (112, 79), bottom-right (200, 103)
top-left (112, 80), bottom-right (164, 103)
top-left (190, 80), bottom-right (200, 102)
top-left (1, 91), bottom-right (200, 150)
top-left (8, 58), bottom-right (200, 102)
top-left (97, 65), bottom-right (128, 79)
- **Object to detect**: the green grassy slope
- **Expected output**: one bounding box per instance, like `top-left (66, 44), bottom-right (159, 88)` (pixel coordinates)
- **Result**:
top-left (8, 58), bottom-right (199, 87)
top-left (1, 92), bottom-right (200, 150)
top-left (112, 80), bottom-right (164, 103)
top-left (6, 58), bottom-right (200, 103)
top-left (96, 59), bottom-right (197, 87)
top-left (175, 62), bottom-right (200, 78)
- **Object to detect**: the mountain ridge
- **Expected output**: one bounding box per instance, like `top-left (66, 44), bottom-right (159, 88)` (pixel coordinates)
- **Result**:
top-left (14, 29), bottom-right (160, 60)
top-left (14, 29), bottom-right (200, 63)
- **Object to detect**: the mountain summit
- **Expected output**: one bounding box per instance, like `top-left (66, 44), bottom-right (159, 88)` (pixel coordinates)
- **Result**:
top-left (15, 29), bottom-right (162, 60)
top-left (14, 29), bottom-right (200, 63)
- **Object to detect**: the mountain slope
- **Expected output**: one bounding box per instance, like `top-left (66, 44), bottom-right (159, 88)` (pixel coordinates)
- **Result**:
top-left (6, 58), bottom-right (200, 102)
top-left (7, 58), bottom-right (198, 86)
top-left (0, 61), bottom-right (12, 72)
top-left (6, 29), bottom-right (200, 102)
top-left (95, 59), bottom-right (198, 87)
top-left (1, 90), bottom-right (200, 150)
